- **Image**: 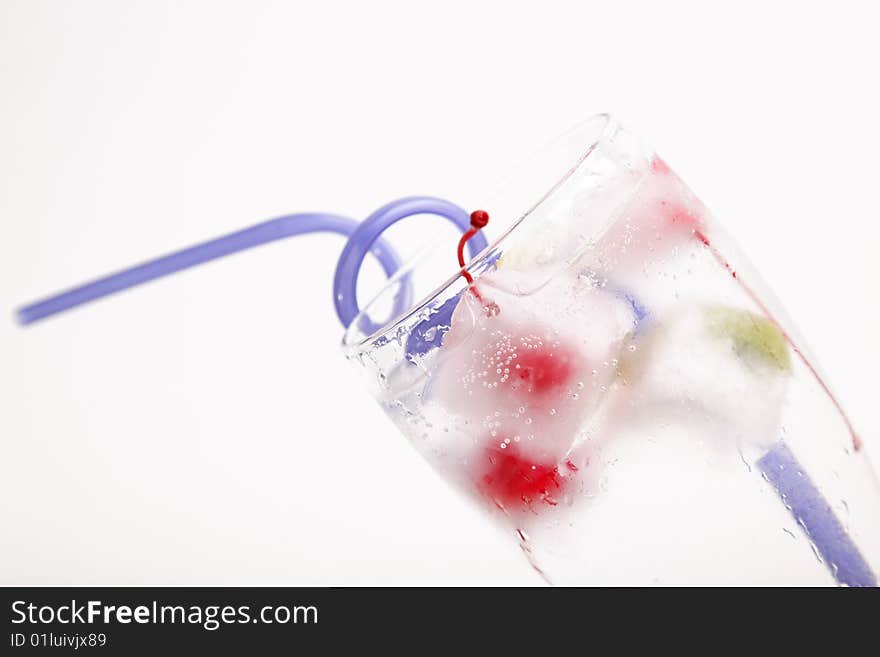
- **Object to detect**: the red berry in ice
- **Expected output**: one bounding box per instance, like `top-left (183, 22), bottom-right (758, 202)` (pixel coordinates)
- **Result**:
top-left (480, 444), bottom-right (562, 511)
top-left (509, 345), bottom-right (574, 398)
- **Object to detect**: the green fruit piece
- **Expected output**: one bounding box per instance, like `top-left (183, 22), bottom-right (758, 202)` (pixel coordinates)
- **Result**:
top-left (705, 306), bottom-right (791, 372)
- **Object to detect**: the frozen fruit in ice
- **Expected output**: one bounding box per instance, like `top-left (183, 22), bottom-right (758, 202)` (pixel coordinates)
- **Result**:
top-left (705, 306), bottom-right (791, 372)
top-left (436, 321), bottom-right (590, 462)
top-left (610, 304), bottom-right (789, 451)
top-left (585, 157), bottom-right (708, 276)
top-left (649, 158), bottom-right (706, 232)
top-left (509, 342), bottom-right (575, 398)
top-left (433, 267), bottom-right (632, 464)
top-left (479, 444), bottom-right (562, 511)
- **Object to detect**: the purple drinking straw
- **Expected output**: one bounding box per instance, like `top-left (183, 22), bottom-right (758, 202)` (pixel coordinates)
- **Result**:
top-left (758, 442), bottom-right (876, 587)
top-left (16, 197), bottom-right (487, 329)
top-left (333, 196), bottom-right (485, 331)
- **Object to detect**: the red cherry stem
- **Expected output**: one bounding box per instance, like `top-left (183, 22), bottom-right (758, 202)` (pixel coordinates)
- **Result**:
top-left (457, 227), bottom-right (479, 285)
top-left (458, 210), bottom-right (490, 304)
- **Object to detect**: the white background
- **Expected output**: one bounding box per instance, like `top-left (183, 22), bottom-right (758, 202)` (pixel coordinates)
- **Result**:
top-left (1, 0), bottom-right (878, 585)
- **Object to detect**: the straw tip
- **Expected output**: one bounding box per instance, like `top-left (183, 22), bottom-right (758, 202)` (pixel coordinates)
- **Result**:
top-left (15, 306), bottom-right (37, 326)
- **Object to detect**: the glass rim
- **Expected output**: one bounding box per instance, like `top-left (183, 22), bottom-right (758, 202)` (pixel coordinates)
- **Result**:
top-left (341, 112), bottom-right (637, 354)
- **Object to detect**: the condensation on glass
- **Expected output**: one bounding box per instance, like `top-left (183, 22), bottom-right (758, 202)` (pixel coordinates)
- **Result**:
top-left (343, 115), bottom-right (880, 586)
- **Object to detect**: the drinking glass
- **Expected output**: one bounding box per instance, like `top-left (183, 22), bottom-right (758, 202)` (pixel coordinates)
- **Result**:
top-left (343, 114), bottom-right (880, 586)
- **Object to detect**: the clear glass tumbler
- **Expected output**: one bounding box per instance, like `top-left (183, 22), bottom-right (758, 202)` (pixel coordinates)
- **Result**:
top-left (342, 114), bottom-right (880, 585)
